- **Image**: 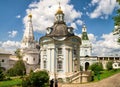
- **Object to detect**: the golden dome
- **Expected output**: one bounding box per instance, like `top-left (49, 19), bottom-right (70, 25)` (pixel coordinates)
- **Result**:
top-left (56, 7), bottom-right (63, 14)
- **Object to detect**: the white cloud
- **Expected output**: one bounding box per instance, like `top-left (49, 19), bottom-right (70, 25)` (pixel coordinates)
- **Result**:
top-left (23, 0), bottom-right (83, 33)
top-left (91, 0), bottom-right (100, 5)
top-left (89, 0), bottom-right (118, 19)
top-left (0, 40), bottom-right (21, 52)
top-left (76, 20), bottom-right (83, 26)
top-left (0, 42), bottom-right (2, 46)
top-left (88, 33), bottom-right (97, 43)
top-left (8, 30), bottom-right (18, 38)
top-left (70, 23), bottom-right (77, 29)
top-left (16, 15), bottom-right (21, 19)
top-left (92, 33), bottom-right (120, 56)
top-left (86, 12), bottom-right (89, 16)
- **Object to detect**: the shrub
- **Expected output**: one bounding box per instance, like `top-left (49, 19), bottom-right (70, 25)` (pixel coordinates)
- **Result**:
top-left (80, 65), bottom-right (83, 71)
top-left (6, 68), bottom-right (16, 76)
top-left (22, 70), bottom-right (49, 87)
top-left (0, 67), bottom-right (5, 81)
top-left (106, 61), bottom-right (113, 71)
top-left (89, 62), bottom-right (103, 75)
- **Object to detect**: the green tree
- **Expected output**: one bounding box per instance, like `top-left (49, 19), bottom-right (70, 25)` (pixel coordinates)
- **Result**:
top-left (22, 70), bottom-right (49, 87)
top-left (117, 0), bottom-right (120, 4)
top-left (113, 0), bottom-right (120, 43)
top-left (7, 60), bottom-right (26, 76)
top-left (106, 61), bottom-right (113, 71)
top-left (14, 60), bottom-right (26, 76)
top-left (89, 62), bottom-right (103, 75)
top-left (15, 48), bottom-right (23, 59)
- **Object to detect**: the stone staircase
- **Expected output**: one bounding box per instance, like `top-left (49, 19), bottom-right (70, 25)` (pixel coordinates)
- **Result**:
top-left (66, 71), bottom-right (92, 83)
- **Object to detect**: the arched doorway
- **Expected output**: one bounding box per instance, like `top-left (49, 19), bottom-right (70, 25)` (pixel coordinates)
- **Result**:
top-left (85, 62), bottom-right (89, 71)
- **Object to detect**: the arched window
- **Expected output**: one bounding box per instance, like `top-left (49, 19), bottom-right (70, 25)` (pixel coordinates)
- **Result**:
top-left (43, 50), bottom-right (46, 55)
top-left (26, 58), bottom-right (28, 61)
top-left (73, 49), bottom-right (77, 57)
top-left (2, 59), bottom-right (4, 62)
top-left (33, 58), bottom-right (35, 61)
top-left (85, 49), bottom-right (87, 56)
top-left (57, 60), bottom-right (63, 72)
top-left (58, 48), bottom-right (62, 54)
top-left (43, 60), bottom-right (47, 69)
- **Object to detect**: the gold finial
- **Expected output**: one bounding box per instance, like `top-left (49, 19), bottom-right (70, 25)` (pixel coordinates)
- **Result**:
top-left (56, 2), bottom-right (63, 14)
top-left (59, 2), bottom-right (61, 9)
top-left (28, 10), bottom-right (32, 18)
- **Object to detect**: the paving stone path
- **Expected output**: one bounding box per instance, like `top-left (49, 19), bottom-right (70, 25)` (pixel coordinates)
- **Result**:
top-left (59, 73), bottom-right (120, 87)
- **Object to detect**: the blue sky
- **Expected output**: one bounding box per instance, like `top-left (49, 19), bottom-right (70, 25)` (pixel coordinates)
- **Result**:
top-left (0, 0), bottom-right (120, 56)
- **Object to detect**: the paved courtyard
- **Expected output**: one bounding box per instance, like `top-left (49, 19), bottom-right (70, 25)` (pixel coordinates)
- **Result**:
top-left (59, 73), bottom-right (120, 87)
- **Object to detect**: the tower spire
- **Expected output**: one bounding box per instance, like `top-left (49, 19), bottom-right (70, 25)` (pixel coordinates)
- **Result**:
top-left (81, 24), bottom-right (89, 40)
top-left (21, 13), bottom-right (35, 49)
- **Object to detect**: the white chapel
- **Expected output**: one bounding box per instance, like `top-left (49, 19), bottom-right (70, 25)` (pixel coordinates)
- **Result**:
top-left (39, 5), bottom-right (81, 81)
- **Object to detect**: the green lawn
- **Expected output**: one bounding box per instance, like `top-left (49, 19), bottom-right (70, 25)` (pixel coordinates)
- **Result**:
top-left (93, 69), bottom-right (120, 82)
top-left (0, 78), bottom-right (22, 87)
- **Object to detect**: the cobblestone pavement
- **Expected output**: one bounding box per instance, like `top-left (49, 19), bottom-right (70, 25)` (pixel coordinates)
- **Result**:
top-left (59, 73), bottom-right (120, 87)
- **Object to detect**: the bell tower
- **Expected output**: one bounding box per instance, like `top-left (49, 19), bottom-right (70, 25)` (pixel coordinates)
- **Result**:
top-left (21, 13), bottom-right (35, 49)
top-left (80, 24), bottom-right (92, 56)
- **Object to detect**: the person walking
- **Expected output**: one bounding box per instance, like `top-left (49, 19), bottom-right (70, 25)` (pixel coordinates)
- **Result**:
top-left (50, 79), bottom-right (54, 87)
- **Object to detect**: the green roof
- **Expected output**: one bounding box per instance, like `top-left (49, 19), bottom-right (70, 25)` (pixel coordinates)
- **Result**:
top-left (81, 32), bottom-right (89, 40)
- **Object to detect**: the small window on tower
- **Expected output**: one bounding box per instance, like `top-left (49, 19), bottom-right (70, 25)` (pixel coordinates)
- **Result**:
top-left (33, 58), bottom-right (35, 61)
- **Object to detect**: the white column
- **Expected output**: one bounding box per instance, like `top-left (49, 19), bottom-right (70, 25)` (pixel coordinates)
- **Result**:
top-left (63, 46), bottom-right (66, 73)
top-left (69, 48), bottom-right (73, 72)
top-left (65, 48), bottom-right (69, 72)
top-left (40, 49), bottom-right (43, 69)
top-left (51, 48), bottom-right (55, 73)
top-left (50, 49), bottom-right (52, 72)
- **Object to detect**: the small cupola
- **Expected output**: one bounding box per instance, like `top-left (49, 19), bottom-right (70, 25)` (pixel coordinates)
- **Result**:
top-left (82, 24), bottom-right (87, 32)
top-left (55, 3), bottom-right (64, 22)
top-left (81, 24), bottom-right (89, 40)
